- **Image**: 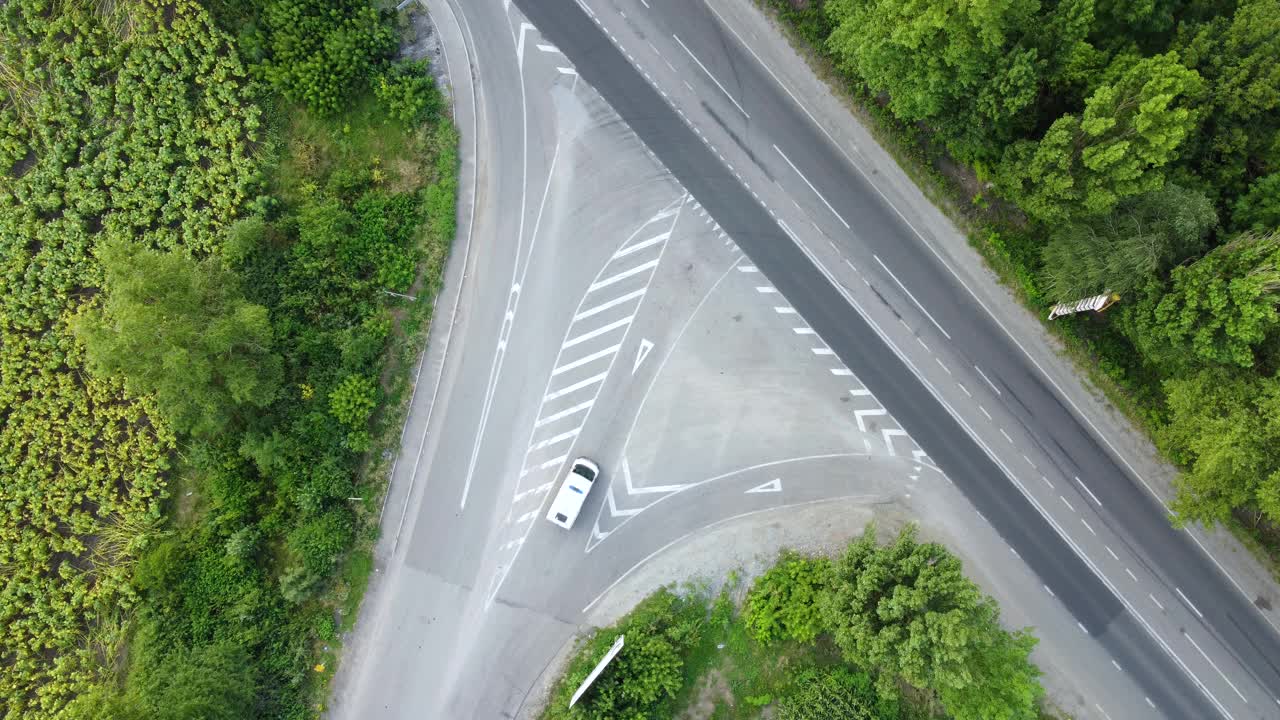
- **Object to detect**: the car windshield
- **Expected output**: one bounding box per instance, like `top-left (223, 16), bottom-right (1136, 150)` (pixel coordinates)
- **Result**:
top-left (574, 465), bottom-right (596, 481)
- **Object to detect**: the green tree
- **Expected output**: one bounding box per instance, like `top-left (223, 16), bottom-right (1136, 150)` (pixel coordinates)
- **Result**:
top-left (1040, 183), bottom-right (1217, 299)
top-left (1234, 172), bottom-right (1280, 233)
top-left (255, 0), bottom-right (396, 115)
top-left (744, 551), bottom-right (832, 645)
top-left (1153, 230), bottom-right (1280, 366)
top-left (999, 52), bottom-right (1204, 222)
top-left (820, 524), bottom-right (1041, 720)
top-left (547, 588), bottom-right (703, 720)
top-left (1175, 0), bottom-right (1280, 201)
top-left (1162, 371), bottom-right (1280, 526)
top-left (72, 241), bottom-right (282, 437)
top-left (823, 0), bottom-right (1041, 162)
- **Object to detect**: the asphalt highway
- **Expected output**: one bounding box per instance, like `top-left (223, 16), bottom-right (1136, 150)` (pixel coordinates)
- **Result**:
top-left (513, 0), bottom-right (1280, 717)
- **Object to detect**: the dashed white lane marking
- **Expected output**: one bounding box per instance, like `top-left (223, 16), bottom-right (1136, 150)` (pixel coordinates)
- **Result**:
top-left (999, 428), bottom-right (1014, 443)
top-left (1149, 594), bottom-right (1166, 611)
top-left (1078, 622), bottom-right (1089, 635)
top-left (1126, 568), bottom-right (1138, 582)
top-left (957, 382), bottom-right (972, 397)
top-left (552, 344), bottom-right (621, 376)
top-left (1041, 475), bottom-right (1054, 489)
top-left (737, 264), bottom-right (758, 273)
top-left (672, 34), bottom-right (750, 118)
top-left (1184, 631), bottom-right (1250, 703)
top-left (512, 481), bottom-right (553, 503)
top-left (812, 347), bottom-right (835, 355)
top-left (830, 368), bottom-right (853, 376)
top-left (1175, 587), bottom-right (1204, 618)
top-left (794, 327), bottom-right (816, 335)
top-left (1022, 454), bottom-right (1037, 469)
top-left (1082, 518), bottom-right (1096, 536)
top-left (614, 231), bottom-right (671, 258)
top-left (773, 306), bottom-right (797, 314)
top-left (542, 371), bottom-right (608, 402)
top-left (1106, 546), bottom-right (1119, 560)
top-left (1060, 495), bottom-right (1076, 512)
top-left (773, 143), bottom-right (850, 229)
top-left (872, 255), bottom-right (951, 339)
top-left (563, 315), bottom-right (633, 349)
top-left (978, 405), bottom-right (992, 420)
top-left (916, 336), bottom-right (929, 351)
top-left (935, 357), bottom-right (952, 375)
top-left (530, 427), bottom-right (581, 452)
top-left (1146, 697), bottom-right (1156, 709)
top-left (1076, 476), bottom-right (1103, 506)
top-left (1044, 584), bottom-right (1055, 597)
top-left (535, 399), bottom-right (593, 427)
top-left (974, 364), bottom-right (1001, 395)
top-left (1112, 660), bottom-right (1122, 671)
top-left (755, 286), bottom-right (777, 293)
top-left (574, 288), bottom-right (647, 322)
top-left (588, 258), bottom-right (660, 292)
top-left (1096, 703), bottom-right (1114, 720)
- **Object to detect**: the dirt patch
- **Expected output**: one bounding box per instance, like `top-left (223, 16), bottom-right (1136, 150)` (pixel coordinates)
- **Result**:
top-left (678, 668), bottom-right (735, 720)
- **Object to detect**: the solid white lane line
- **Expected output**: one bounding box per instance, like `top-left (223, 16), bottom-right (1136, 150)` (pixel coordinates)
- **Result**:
top-left (552, 345), bottom-right (621, 378)
top-left (672, 34), bottom-right (750, 118)
top-left (773, 144), bottom-right (850, 229)
top-left (535, 399), bottom-right (593, 427)
top-left (872, 255), bottom-right (952, 339)
top-left (1175, 588), bottom-right (1204, 619)
top-left (574, 289), bottom-right (646, 322)
top-left (1076, 476), bottom-right (1103, 506)
top-left (613, 231), bottom-right (670, 259)
top-left (973, 364), bottom-right (1001, 394)
top-left (543, 372), bottom-right (608, 402)
top-left (1082, 518), bottom-right (1096, 536)
top-left (588, 258), bottom-right (660, 293)
top-left (1150, 593), bottom-right (1166, 611)
top-left (1125, 568), bottom-right (1138, 582)
top-left (1184, 631), bottom-right (1249, 703)
top-left (563, 316), bottom-right (633, 349)
top-left (1106, 546), bottom-right (1119, 560)
top-left (530, 427), bottom-right (581, 451)
top-left (1060, 495), bottom-right (1076, 512)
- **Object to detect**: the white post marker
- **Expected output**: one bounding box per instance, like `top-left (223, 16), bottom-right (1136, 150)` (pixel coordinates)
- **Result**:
top-left (570, 635), bottom-right (626, 708)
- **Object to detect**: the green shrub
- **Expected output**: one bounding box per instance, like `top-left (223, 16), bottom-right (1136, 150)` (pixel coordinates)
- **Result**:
top-left (777, 667), bottom-right (884, 720)
top-left (744, 551), bottom-right (831, 645)
top-left (329, 374), bottom-right (377, 427)
top-left (376, 59), bottom-right (445, 125)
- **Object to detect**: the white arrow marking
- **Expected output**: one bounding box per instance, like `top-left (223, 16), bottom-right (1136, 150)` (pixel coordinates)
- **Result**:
top-left (517, 23), bottom-right (535, 69)
top-left (882, 429), bottom-right (909, 456)
top-left (854, 408), bottom-right (886, 433)
top-left (633, 339), bottom-right (654, 375)
top-left (745, 478), bottom-right (782, 494)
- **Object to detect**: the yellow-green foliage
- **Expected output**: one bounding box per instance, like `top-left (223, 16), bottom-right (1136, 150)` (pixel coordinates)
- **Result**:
top-left (0, 1), bottom-right (260, 716)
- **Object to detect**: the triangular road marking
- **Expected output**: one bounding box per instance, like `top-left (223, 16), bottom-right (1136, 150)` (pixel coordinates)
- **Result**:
top-left (633, 339), bottom-right (654, 374)
top-left (745, 478), bottom-right (782, 494)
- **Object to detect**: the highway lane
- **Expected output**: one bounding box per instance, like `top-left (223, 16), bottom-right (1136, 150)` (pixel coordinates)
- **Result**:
top-left (512, 0), bottom-right (1279, 717)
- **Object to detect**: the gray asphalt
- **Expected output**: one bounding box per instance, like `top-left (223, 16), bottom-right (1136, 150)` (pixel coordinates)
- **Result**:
top-left (512, 0), bottom-right (1280, 717)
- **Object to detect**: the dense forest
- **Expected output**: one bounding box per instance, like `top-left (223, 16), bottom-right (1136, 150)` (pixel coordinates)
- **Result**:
top-left (771, 0), bottom-right (1280, 549)
top-left (0, 1), bottom-right (456, 718)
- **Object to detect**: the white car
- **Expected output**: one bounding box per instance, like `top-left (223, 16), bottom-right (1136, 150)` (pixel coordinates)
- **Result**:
top-left (546, 458), bottom-right (600, 529)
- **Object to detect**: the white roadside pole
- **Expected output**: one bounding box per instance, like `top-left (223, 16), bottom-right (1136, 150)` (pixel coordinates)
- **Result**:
top-left (569, 635), bottom-right (626, 708)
